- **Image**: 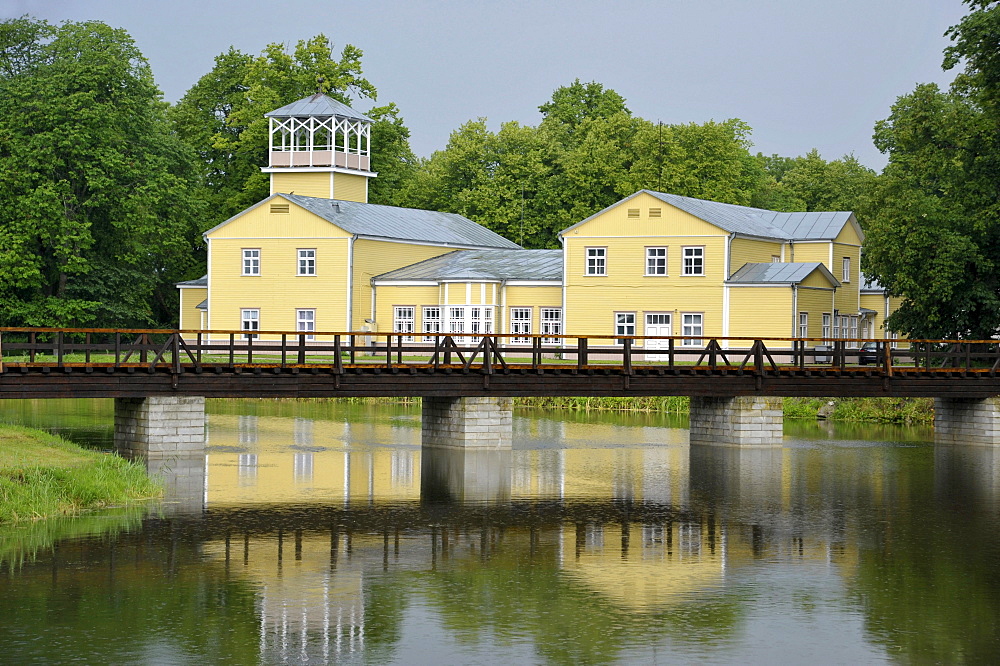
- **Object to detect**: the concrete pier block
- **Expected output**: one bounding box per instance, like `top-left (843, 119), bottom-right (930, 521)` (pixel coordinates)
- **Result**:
top-left (934, 397), bottom-right (1000, 446)
top-left (421, 396), bottom-right (513, 449)
top-left (114, 396), bottom-right (206, 459)
top-left (689, 396), bottom-right (784, 447)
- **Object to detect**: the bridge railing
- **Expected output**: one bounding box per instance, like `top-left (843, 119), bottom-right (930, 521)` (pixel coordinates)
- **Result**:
top-left (1, 328), bottom-right (999, 376)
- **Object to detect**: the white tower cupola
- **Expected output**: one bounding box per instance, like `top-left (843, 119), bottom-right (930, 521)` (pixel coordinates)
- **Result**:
top-left (263, 93), bottom-right (375, 203)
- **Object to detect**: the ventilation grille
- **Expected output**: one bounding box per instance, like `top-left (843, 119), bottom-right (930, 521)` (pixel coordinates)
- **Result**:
top-left (627, 208), bottom-right (640, 218)
top-left (649, 208), bottom-right (661, 218)
top-left (270, 203), bottom-right (290, 214)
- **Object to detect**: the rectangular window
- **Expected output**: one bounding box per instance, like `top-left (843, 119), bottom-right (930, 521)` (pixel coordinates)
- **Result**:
top-left (682, 313), bottom-right (703, 346)
top-left (242, 249), bottom-right (260, 276)
top-left (297, 249), bottom-right (316, 275)
top-left (822, 313), bottom-right (831, 338)
top-left (241, 309), bottom-right (259, 339)
top-left (849, 315), bottom-right (859, 342)
top-left (772, 255), bottom-right (781, 263)
top-left (448, 306), bottom-right (466, 343)
top-left (842, 257), bottom-right (851, 282)
top-left (296, 309), bottom-right (315, 341)
top-left (615, 312), bottom-right (635, 345)
top-left (422, 306), bottom-right (441, 342)
top-left (833, 313), bottom-right (841, 338)
top-left (645, 247), bottom-right (667, 275)
top-left (799, 312), bottom-right (808, 338)
top-left (469, 307), bottom-right (493, 343)
top-left (510, 307), bottom-right (532, 344)
top-left (586, 247), bottom-right (606, 275)
top-left (682, 246), bottom-right (704, 276)
top-left (393, 306), bottom-right (415, 342)
top-left (541, 308), bottom-right (562, 343)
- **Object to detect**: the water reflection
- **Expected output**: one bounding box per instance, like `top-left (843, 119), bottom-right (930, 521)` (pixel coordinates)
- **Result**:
top-left (1, 400), bottom-right (999, 663)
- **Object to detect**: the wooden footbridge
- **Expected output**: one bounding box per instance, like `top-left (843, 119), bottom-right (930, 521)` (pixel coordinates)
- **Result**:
top-left (2, 327), bottom-right (1000, 400)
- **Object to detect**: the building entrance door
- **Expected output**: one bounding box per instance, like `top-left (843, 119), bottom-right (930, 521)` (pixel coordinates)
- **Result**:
top-left (644, 313), bottom-right (672, 350)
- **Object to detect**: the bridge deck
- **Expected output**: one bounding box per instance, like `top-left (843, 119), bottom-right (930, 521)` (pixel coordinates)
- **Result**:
top-left (1, 328), bottom-right (999, 399)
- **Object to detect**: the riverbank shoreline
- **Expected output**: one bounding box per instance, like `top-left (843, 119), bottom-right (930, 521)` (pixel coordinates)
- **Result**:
top-left (211, 396), bottom-right (935, 425)
top-left (0, 424), bottom-right (161, 523)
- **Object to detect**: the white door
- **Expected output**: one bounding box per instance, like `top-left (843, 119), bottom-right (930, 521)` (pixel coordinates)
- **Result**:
top-left (645, 313), bottom-right (672, 350)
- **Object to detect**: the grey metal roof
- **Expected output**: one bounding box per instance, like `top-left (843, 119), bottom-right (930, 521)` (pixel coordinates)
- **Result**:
top-left (727, 262), bottom-right (839, 286)
top-left (176, 275), bottom-right (207, 287)
top-left (860, 272), bottom-right (885, 291)
top-left (560, 190), bottom-right (860, 242)
top-left (279, 194), bottom-right (521, 249)
top-left (646, 191), bottom-right (792, 238)
top-left (375, 250), bottom-right (562, 282)
top-left (755, 211), bottom-right (856, 240)
top-left (264, 93), bottom-right (372, 122)
top-left (195, 299), bottom-right (208, 310)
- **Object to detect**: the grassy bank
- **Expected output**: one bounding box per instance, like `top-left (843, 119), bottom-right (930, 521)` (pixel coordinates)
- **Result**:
top-left (514, 396), bottom-right (933, 424)
top-left (210, 395), bottom-right (935, 424)
top-left (0, 425), bottom-right (160, 523)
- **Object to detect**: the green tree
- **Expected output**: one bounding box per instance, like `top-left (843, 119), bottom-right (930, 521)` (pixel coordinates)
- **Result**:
top-left (171, 35), bottom-right (416, 217)
top-left (862, 0), bottom-right (1000, 339)
top-left (0, 17), bottom-right (203, 327)
top-left (778, 149), bottom-right (877, 213)
top-left (402, 81), bottom-right (769, 248)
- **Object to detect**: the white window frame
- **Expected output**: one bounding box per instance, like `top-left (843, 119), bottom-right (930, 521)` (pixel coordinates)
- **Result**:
top-left (681, 312), bottom-right (703, 346)
top-left (422, 306), bottom-right (441, 342)
top-left (510, 307), bottom-right (532, 344)
top-left (586, 247), bottom-right (607, 276)
top-left (242, 249), bottom-right (260, 276)
top-left (296, 309), bottom-right (315, 341)
top-left (822, 313), bottom-right (831, 339)
top-left (447, 306), bottom-right (466, 342)
top-left (393, 306), bottom-right (415, 342)
top-left (297, 249), bottom-right (316, 276)
top-left (798, 312), bottom-right (808, 338)
top-left (842, 256), bottom-right (851, 283)
top-left (849, 315), bottom-right (859, 343)
top-left (645, 247), bottom-right (667, 276)
top-left (540, 308), bottom-right (562, 344)
top-left (446, 306), bottom-right (494, 344)
top-left (241, 308), bottom-right (259, 339)
top-left (682, 246), bottom-right (704, 276)
top-left (614, 312), bottom-right (635, 345)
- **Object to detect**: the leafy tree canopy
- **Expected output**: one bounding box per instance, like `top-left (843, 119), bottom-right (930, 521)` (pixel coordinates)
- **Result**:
top-left (0, 17), bottom-right (203, 327)
top-left (863, 0), bottom-right (1000, 339)
top-left (399, 82), bottom-right (772, 248)
top-left (171, 35), bottom-right (416, 217)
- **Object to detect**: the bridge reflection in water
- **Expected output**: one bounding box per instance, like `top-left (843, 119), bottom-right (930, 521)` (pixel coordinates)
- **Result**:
top-left (92, 412), bottom-right (995, 664)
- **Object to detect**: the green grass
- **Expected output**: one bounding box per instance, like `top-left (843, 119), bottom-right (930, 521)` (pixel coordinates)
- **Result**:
top-left (0, 425), bottom-right (161, 524)
top-left (784, 397), bottom-right (934, 425)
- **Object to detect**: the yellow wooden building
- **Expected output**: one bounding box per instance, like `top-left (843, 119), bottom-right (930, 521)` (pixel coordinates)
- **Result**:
top-left (179, 94), bottom-right (894, 346)
top-left (558, 190), bottom-right (877, 347)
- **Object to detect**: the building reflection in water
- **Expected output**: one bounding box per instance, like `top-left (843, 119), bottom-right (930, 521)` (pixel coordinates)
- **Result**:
top-left (133, 411), bottom-right (995, 663)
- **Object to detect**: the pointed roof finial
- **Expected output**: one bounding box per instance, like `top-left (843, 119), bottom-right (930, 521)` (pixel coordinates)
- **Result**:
top-left (316, 76), bottom-right (326, 94)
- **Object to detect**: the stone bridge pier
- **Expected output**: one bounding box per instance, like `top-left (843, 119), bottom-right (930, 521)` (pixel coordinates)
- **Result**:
top-left (421, 396), bottom-right (513, 449)
top-left (688, 396), bottom-right (784, 447)
top-left (934, 397), bottom-right (1000, 446)
top-left (114, 396), bottom-right (206, 459)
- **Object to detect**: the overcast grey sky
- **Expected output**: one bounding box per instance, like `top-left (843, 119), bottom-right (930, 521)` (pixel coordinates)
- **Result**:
top-left (4, 0), bottom-right (969, 170)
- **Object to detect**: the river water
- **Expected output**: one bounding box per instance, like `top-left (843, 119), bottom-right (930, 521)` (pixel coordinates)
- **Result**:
top-left (0, 399), bottom-right (998, 665)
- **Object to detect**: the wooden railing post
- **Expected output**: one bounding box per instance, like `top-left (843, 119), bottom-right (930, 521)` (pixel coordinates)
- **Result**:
top-left (623, 338), bottom-right (632, 375)
top-left (57, 331), bottom-right (64, 368)
top-left (171, 333), bottom-right (181, 374)
top-left (334, 335), bottom-right (343, 374)
top-left (577, 338), bottom-right (588, 369)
